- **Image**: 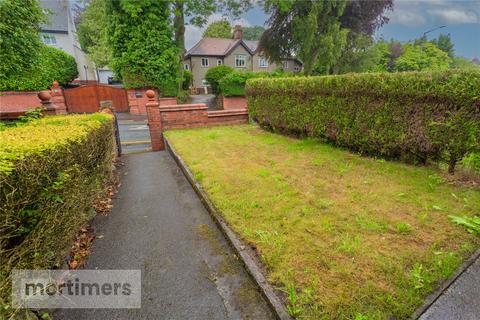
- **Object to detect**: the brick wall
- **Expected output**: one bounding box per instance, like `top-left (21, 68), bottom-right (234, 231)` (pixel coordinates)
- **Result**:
top-left (128, 89), bottom-right (178, 115)
top-left (0, 82), bottom-right (67, 119)
top-left (222, 96), bottom-right (247, 110)
top-left (146, 101), bottom-right (248, 151)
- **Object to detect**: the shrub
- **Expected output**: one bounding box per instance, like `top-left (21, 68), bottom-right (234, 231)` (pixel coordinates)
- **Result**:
top-left (0, 114), bottom-right (115, 307)
top-left (0, 45), bottom-right (78, 91)
top-left (247, 70), bottom-right (480, 173)
top-left (219, 70), bottom-right (298, 96)
top-left (182, 70), bottom-right (193, 90)
top-left (205, 65), bottom-right (234, 94)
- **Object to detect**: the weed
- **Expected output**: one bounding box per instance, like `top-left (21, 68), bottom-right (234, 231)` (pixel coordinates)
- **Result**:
top-left (284, 284), bottom-right (302, 317)
top-left (449, 215), bottom-right (480, 235)
top-left (395, 222), bottom-right (412, 234)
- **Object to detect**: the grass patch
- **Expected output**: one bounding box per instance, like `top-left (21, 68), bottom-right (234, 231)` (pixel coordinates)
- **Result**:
top-left (165, 125), bottom-right (480, 319)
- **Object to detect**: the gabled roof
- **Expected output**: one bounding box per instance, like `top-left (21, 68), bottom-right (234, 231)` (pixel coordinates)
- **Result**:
top-left (185, 37), bottom-right (255, 57)
top-left (40, 0), bottom-right (69, 33)
top-left (243, 40), bottom-right (259, 53)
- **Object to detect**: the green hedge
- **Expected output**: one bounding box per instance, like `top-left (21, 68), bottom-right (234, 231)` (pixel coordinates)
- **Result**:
top-left (0, 45), bottom-right (78, 91)
top-left (247, 70), bottom-right (480, 173)
top-left (220, 70), bottom-right (298, 97)
top-left (205, 65), bottom-right (234, 94)
top-left (0, 114), bottom-right (115, 309)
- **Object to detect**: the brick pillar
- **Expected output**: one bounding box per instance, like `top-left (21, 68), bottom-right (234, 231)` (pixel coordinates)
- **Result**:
top-left (38, 91), bottom-right (57, 116)
top-left (50, 81), bottom-right (67, 114)
top-left (145, 90), bottom-right (164, 151)
top-left (127, 89), bottom-right (140, 115)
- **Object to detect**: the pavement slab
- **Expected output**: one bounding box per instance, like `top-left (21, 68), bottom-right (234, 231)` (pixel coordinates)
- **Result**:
top-left (419, 256), bottom-right (480, 320)
top-left (55, 152), bottom-right (274, 320)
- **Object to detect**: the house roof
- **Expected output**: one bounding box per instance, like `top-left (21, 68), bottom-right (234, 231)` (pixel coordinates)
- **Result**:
top-left (185, 37), bottom-right (255, 57)
top-left (40, 0), bottom-right (69, 33)
top-left (243, 40), bottom-right (259, 53)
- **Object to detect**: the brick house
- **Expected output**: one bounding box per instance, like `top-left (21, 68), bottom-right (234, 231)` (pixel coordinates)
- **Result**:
top-left (184, 26), bottom-right (303, 89)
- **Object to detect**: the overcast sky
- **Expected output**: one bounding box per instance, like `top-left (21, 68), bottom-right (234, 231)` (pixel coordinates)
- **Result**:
top-left (185, 0), bottom-right (480, 59)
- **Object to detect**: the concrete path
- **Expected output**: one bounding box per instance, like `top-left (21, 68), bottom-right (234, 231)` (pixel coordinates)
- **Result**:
top-left (55, 152), bottom-right (274, 320)
top-left (419, 256), bottom-right (480, 320)
top-left (190, 94), bottom-right (217, 110)
top-left (116, 113), bottom-right (151, 154)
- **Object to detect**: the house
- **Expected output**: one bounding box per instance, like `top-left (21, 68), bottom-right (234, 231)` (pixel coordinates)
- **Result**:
top-left (184, 26), bottom-right (303, 89)
top-left (39, 0), bottom-right (97, 82)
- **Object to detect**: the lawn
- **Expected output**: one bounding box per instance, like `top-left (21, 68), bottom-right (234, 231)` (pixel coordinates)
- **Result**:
top-left (165, 125), bottom-right (480, 320)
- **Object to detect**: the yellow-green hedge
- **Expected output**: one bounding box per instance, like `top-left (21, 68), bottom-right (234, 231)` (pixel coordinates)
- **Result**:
top-left (0, 114), bottom-right (115, 311)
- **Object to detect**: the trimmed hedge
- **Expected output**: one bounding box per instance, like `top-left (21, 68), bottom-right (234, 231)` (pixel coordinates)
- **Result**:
top-left (220, 70), bottom-right (298, 97)
top-left (0, 114), bottom-right (115, 309)
top-left (247, 70), bottom-right (480, 173)
top-left (0, 45), bottom-right (78, 91)
top-left (205, 65), bottom-right (234, 94)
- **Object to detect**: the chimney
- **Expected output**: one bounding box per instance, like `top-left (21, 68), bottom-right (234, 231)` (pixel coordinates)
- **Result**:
top-left (232, 25), bottom-right (243, 39)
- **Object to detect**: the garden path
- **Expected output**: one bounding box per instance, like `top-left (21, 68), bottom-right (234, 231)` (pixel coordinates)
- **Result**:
top-left (55, 152), bottom-right (274, 320)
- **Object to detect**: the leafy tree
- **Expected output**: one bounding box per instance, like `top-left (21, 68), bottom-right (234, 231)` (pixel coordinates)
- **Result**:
top-left (77, 0), bottom-right (110, 67)
top-left (243, 26), bottom-right (265, 40)
top-left (260, 0), bottom-right (348, 75)
top-left (0, 0), bottom-right (45, 80)
top-left (452, 57), bottom-right (480, 70)
top-left (430, 33), bottom-right (454, 58)
top-left (205, 65), bottom-right (234, 94)
top-left (203, 20), bottom-right (232, 38)
top-left (334, 33), bottom-right (385, 74)
top-left (393, 43), bottom-right (451, 72)
top-left (172, 0), bottom-right (251, 92)
top-left (107, 0), bottom-right (179, 95)
top-left (340, 0), bottom-right (393, 35)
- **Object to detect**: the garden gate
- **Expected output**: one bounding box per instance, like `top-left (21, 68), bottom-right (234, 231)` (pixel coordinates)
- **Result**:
top-left (64, 84), bottom-right (129, 113)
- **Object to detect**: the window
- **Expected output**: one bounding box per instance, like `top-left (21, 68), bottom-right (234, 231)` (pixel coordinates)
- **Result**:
top-left (294, 66), bottom-right (301, 72)
top-left (217, 59), bottom-right (223, 66)
top-left (201, 58), bottom-right (209, 67)
top-left (202, 79), bottom-right (210, 86)
top-left (235, 55), bottom-right (246, 68)
top-left (282, 61), bottom-right (289, 70)
top-left (258, 57), bottom-right (268, 68)
top-left (41, 34), bottom-right (56, 45)
top-left (184, 63), bottom-right (189, 70)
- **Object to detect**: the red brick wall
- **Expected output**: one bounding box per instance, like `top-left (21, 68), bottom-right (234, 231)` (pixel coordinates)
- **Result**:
top-left (0, 82), bottom-right (67, 118)
top-left (146, 103), bottom-right (249, 151)
top-left (222, 96), bottom-right (247, 110)
top-left (0, 91), bottom-right (42, 113)
top-left (127, 89), bottom-right (178, 115)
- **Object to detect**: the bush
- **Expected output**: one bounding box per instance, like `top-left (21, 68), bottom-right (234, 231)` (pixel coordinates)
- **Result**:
top-left (182, 70), bottom-right (193, 90)
top-left (0, 114), bottom-right (115, 307)
top-left (205, 65), bottom-right (234, 94)
top-left (0, 45), bottom-right (78, 91)
top-left (247, 70), bottom-right (480, 173)
top-left (219, 70), bottom-right (298, 96)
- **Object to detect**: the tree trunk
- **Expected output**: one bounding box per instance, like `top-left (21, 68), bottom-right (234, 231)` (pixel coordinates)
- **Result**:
top-left (174, 0), bottom-right (185, 93)
top-left (448, 156), bottom-right (457, 175)
top-left (303, 46), bottom-right (320, 76)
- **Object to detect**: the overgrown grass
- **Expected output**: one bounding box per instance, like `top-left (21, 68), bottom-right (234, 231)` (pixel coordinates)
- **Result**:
top-left (165, 125), bottom-right (480, 320)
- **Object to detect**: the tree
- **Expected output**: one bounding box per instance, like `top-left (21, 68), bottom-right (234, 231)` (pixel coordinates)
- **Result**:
top-left (431, 33), bottom-right (454, 58)
top-left (0, 0), bottom-right (45, 80)
top-left (243, 26), bottom-right (265, 40)
top-left (77, 0), bottom-right (110, 67)
top-left (260, 1), bottom-right (348, 75)
top-left (107, 0), bottom-right (179, 95)
top-left (203, 20), bottom-right (232, 38)
top-left (393, 43), bottom-right (451, 72)
top-left (334, 33), bottom-right (385, 74)
top-left (340, 0), bottom-right (393, 35)
top-left (172, 0), bottom-right (251, 92)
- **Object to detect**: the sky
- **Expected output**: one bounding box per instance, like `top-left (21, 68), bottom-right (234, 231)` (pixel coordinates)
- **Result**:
top-left (185, 0), bottom-right (480, 59)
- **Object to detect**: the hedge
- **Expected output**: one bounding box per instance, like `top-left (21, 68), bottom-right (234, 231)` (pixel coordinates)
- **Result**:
top-left (247, 70), bottom-right (480, 173)
top-left (205, 65), bottom-right (234, 94)
top-left (0, 45), bottom-right (78, 91)
top-left (0, 114), bottom-right (115, 310)
top-left (220, 70), bottom-right (298, 97)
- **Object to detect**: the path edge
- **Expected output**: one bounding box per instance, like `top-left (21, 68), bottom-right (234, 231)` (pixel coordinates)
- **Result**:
top-left (410, 248), bottom-right (480, 319)
top-left (165, 137), bottom-right (293, 320)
